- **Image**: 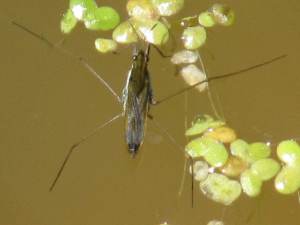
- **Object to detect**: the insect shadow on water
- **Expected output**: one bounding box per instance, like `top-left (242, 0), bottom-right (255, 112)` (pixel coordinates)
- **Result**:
top-left (7, 19), bottom-right (287, 206)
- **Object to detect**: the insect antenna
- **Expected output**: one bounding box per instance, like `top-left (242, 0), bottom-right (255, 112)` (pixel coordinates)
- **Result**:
top-left (49, 113), bottom-right (122, 192)
top-left (10, 20), bottom-right (121, 103)
top-left (154, 54), bottom-right (287, 105)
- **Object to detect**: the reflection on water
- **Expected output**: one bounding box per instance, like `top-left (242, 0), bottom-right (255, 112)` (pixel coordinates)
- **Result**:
top-left (0, 0), bottom-right (300, 225)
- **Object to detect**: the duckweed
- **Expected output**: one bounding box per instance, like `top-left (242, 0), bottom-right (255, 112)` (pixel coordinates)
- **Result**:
top-left (207, 220), bottom-right (224, 225)
top-left (240, 169), bottom-right (263, 197)
top-left (248, 142), bottom-right (271, 162)
top-left (179, 64), bottom-right (207, 92)
top-left (182, 26), bottom-right (207, 50)
top-left (95, 38), bottom-right (117, 53)
top-left (84, 6), bottom-right (120, 31)
top-left (170, 50), bottom-right (199, 65)
top-left (230, 139), bottom-right (251, 162)
top-left (192, 160), bottom-right (209, 182)
top-left (221, 156), bottom-right (248, 177)
top-left (275, 140), bottom-right (300, 194)
top-left (277, 140), bottom-right (300, 165)
top-left (210, 3), bottom-right (235, 26)
top-left (198, 11), bottom-right (216, 28)
top-left (151, 0), bottom-right (184, 16)
top-left (185, 115), bottom-right (225, 136)
top-left (204, 126), bottom-right (237, 143)
top-left (69, 0), bottom-right (97, 21)
top-left (112, 21), bottom-right (138, 44)
top-left (127, 0), bottom-right (160, 20)
top-left (131, 19), bottom-right (169, 45)
top-left (275, 166), bottom-right (300, 194)
top-left (251, 158), bottom-right (280, 181)
top-left (200, 173), bottom-right (241, 205)
top-left (61, 9), bottom-right (78, 34)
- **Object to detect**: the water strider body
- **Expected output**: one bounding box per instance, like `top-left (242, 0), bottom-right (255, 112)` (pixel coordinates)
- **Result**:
top-left (122, 44), bottom-right (154, 155)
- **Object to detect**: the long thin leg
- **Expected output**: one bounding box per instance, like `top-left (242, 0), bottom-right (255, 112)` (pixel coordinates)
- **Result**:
top-left (49, 113), bottom-right (123, 192)
top-left (149, 118), bottom-right (194, 208)
top-left (197, 51), bottom-right (224, 120)
top-left (10, 20), bottom-right (121, 103)
top-left (154, 54), bottom-right (287, 105)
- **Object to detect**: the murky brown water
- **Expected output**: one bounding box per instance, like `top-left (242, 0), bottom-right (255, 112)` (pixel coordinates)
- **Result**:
top-left (1, 0), bottom-right (300, 225)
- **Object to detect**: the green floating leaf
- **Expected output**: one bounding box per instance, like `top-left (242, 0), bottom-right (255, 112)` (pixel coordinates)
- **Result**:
top-left (203, 138), bottom-right (228, 167)
top-left (198, 11), bottom-right (216, 28)
top-left (186, 137), bottom-right (228, 167)
top-left (61, 9), bottom-right (78, 34)
top-left (180, 16), bottom-right (199, 28)
top-left (95, 38), bottom-right (117, 53)
top-left (131, 19), bottom-right (169, 45)
top-left (210, 3), bottom-right (235, 26)
top-left (200, 173), bottom-right (241, 205)
top-left (112, 20), bottom-right (138, 44)
top-left (185, 137), bottom-right (207, 158)
top-left (251, 158), bottom-right (280, 181)
top-left (277, 140), bottom-right (300, 165)
top-left (240, 169), bottom-right (262, 197)
top-left (248, 142), bottom-right (271, 162)
top-left (70, 0), bottom-right (97, 21)
top-left (221, 156), bottom-right (248, 177)
top-left (151, 0), bottom-right (184, 16)
top-left (84, 6), bottom-right (120, 31)
top-left (182, 26), bottom-right (207, 50)
top-left (192, 160), bottom-right (209, 182)
top-left (207, 220), bottom-right (224, 225)
top-left (180, 64), bottom-right (207, 92)
top-left (171, 50), bottom-right (199, 65)
top-left (275, 165), bottom-right (300, 194)
top-left (127, 0), bottom-right (160, 20)
top-left (185, 114), bottom-right (225, 136)
top-left (204, 126), bottom-right (237, 143)
top-left (230, 139), bottom-right (250, 162)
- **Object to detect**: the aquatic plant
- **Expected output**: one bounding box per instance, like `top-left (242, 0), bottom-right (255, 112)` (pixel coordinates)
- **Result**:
top-left (186, 114), bottom-right (300, 205)
top-left (60, 0), bottom-right (234, 53)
